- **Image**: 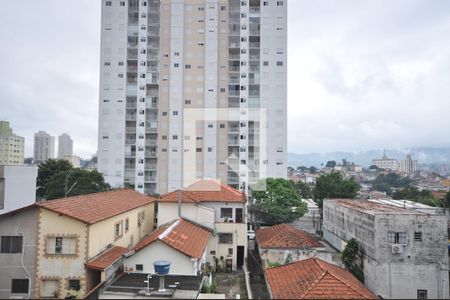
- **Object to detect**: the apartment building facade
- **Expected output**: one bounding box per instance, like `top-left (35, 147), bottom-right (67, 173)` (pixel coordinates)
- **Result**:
top-left (0, 121), bottom-right (25, 165)
top-left (34, 131), bottom-right (55, 163)
top-left (57, 133), bottom-right (74, 159)
top-left (97, 0), bottom-right (287, 195)
top-left (323, 199), bottom-right (449, 299)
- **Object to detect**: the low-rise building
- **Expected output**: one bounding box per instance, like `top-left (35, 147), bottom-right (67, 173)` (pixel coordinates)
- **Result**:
top-left (124, 218), bottom-right (211, 276)
top-left (265, 257), bottom-right (377, 299)
top-left (0, 205), bottom-right (38, 299)
top-left (34, 189), bottom-right (156, 299)
top-left (256, 224), bottom-right (340, 268)
top-left (0, 165), bottom-right (38, 215)
top-left (158, 180), bottom-right (247, 272)
top-left (323, 199), bottom-right (449, 299)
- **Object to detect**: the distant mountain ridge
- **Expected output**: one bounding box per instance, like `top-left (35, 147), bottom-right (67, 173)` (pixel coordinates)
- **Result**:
top-left (288, 147), bottom-right (450, 168)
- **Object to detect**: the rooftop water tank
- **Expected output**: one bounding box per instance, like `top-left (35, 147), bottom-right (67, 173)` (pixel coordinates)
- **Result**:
top-left (154, 260), bottom-right (171, 275)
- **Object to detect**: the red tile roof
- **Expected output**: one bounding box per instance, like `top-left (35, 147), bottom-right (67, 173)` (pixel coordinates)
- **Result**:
top-left (133, 219), bottom-right (211, 259)
top-left (37, 189), bottom-right (156, 224)
top-left (159, 180), bottom-right (246, 204)
top-left (86, 246), bottom-right (128, 270)
top-left (256, 224), bottom-right (322, 249)
top-left (265, 258), bottom-right (377, 299)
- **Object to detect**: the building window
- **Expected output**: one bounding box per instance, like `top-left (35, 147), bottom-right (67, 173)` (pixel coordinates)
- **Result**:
top-left (1, 236), bottom-right (23, 253)
top-left (138, 210), bottom-right (145, 226)
top-left (417, 290), bottom-right (427, 299)
top-left (220, 208), bottom-right (233, 219)
top-left (388, 232), bottom-right (407, 244)
top-left (114, 222), bottom-right (123, 239)
top-left (196, 148), bottom-right (203, 153)
top-left (277, 1), bottom-right (284, 6)
top-left (413, 232), bottom-right (423, 242)
top-left (46, 237), bottom-right (76, 255)
top-left (41, 280), bottom-right (59, 298)
top-left (105, 1), bottom-right (112, 6)
top-left (119, 1), bottom-right (125, 6)
top-left (228, 248), bottom-right (233, 255)
top-left (136, 264), bottom-right (144, 271)
top-left (219, 233), bottom-right (233, 244)
top-left (68, 280), bottom-right (80, 291)
top-left (11, 279), bottom-right (29, 294)
top-left (210, 250), bottom-right (216, 255)
top-left (125, 218), bottom-right (129, 232)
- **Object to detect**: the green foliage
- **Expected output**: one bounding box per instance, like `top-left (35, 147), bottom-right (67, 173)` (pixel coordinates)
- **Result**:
top-left (325, 161), bottom-right (337, 168)
top-left (37, 159), bottom-right (73, 199)
top-left (268, 261), bottom-right (282, 268)
top-left (46, 169), bottom-right (110, 200)
top-left (368, 165), bottom-right (379, 170)
top-left (292, 180), bottom-right (312, 199)
top-left (296, 166), bottom-right (309, 172)
top-left (445, 191), bottom-right (450, 208)
top-left (201, 279), bottom-right (218, 294)
top-left (313, 172), bottom-right (359, 209)
top-left (284, 253), bottom-right (293, 265)
top-left (393, 186), bottom-right (441, 207)
top-left (250, 178), bottom-right (308, 225)
top-left (341, 239), bottom-right (365, 283)
top-left (372, 173), bottom-right (411, 195)
top-left (309, 166), bottom-right (317, 174)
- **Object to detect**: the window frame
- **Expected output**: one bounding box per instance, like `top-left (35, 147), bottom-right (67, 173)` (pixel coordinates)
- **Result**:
top-left (220, 208), bottom-right (233, 220)
top-left (68, 279), bottom-right (80, 291)
top-left (11, 279), bottom-right (29, 294)
top-left (1, 236), bottom-right (23, 254)
top-left (218, 233), bottom-right (233, 244)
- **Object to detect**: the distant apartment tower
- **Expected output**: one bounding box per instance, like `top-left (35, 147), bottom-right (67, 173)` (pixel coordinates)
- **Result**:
top-left (372, 151), bottom-right (399, 171)
top-left (57, 133), bottom-right (73, 159)
top-left (33, 131), bottom-right (55, 163)
top-left (97, 0), bottom-right (288, 194)
top-left (0, 121), bottom-right (25, 165)
top-left (400, 154), bottom-right (417, 174)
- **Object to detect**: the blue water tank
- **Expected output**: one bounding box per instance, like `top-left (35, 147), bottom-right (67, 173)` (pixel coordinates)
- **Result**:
top-left (154, 260), bottom-right (171, 275)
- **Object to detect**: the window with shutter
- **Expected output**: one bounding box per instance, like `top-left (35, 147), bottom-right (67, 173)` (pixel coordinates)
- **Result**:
top-left (1, 236), bottom-right (23, 253)
top-left (11, 279), bottom-right (29, 294)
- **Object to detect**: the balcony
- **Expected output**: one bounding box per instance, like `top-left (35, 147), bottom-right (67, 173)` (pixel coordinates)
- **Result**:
top-left (249, 42), bottom-right (260, 49)
top-left (145, 139), bottom-right (157, 146)
top-left (228, 90), bottom-right (240, 97)
top-left (126, 113), bottom-right (137, 121)
top-left (125, 139), bottom-right (136, 145)
top-left (145, 164), bottom-right (157, 171)
top-left (145, 176), bottom-right (157, 182)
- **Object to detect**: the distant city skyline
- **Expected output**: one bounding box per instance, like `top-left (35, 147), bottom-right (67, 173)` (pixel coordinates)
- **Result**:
top-left (1, 0), bottom-right (450, 158)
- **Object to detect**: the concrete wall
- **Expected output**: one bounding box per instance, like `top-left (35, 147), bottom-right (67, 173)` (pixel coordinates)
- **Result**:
top-left (124, 240), bottom-right (201, 276)
top-left (158, 202), bottom-right (215, 228)
top-left (0, 206), bottom-right (38, 299)
top-left (35, 209), bottom-right (88, 299)
top-left (0, 165), bottom-right (37, 215)
top-left (88, 203), bottom-right (155, 259)
top-left (260, 248), bottom-right (342, 269)
top-left (323, 201), bottom-right (449, 299)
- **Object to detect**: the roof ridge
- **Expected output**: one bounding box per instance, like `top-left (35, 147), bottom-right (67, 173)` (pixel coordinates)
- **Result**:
top-left (220, 181), bottom-right (245, 197)
top-left (39, 188), bottom-right (139, 203)
top-left (261, 224), bottom-right (288, 246)
top-left (299, 263), bottom-right (328, 299)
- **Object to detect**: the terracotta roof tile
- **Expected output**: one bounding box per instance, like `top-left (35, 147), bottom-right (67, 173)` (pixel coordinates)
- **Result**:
top-left (256, 224), bottom-right (322, 249)
top-left (86, 246), bottom-right (128, 270)
top-left (159, 180), bottom-right (246, 204)
top-left (133, 219), bottom-right (211, 259)
top-left (265, 258), bottom-right (377, 299)
top-left (37, 189), bottom-right (156, 224)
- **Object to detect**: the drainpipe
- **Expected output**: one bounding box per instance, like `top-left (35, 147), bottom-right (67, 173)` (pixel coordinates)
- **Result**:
top-left (178, 189), bottom-right (182, 218)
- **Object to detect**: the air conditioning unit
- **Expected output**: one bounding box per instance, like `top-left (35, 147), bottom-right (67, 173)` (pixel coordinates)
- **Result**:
top-left (391, 244), bottom-right (403, 254)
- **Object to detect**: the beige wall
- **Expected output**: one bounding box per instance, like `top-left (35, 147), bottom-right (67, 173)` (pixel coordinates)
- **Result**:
top-left (260, 248), bottom-right (342, 269)
top-left (35, 209), bottom-right (88, 299)
top-left (88, 203), bottom-right (155, 259)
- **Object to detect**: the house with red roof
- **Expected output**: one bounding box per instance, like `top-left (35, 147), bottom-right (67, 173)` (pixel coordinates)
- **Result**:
top-left (256, 224), bottom-right (340, 268)
top-left (123, 218), bottom-right (212, 275)
top-left (34, 189), bottom-right (156, 299)
top-left (265, 257), bottom-right (377, 299)
top-left (158, 179), bottom-right (248, 272)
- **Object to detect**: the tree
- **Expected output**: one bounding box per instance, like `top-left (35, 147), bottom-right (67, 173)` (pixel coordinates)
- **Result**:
top-left (46, 169), bottom-right (110, 200)
top-left (292, 180), bottom-right (312, 199)
top-left (325, 161), bottom-right (337, 168)
top-left (341, 239), bottom-right (365, 283)
top-left (250, 178), bottom-right (308, 226)
top-left (309, 166), bottom-right (317, 174)
top-left (368, 165), bottom-right (379, 170)
top-left (372, 173), bottom-right (411, 195)
top-left (37, 159), bottom-right (73, 199)
top-left (313, 172), bottom-right (359, 209)
top-left (393, 186), bottom-right (440, 207)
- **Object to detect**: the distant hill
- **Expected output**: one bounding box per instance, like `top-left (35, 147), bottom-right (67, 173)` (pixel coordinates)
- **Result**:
top-left (288, 147), bottom-right (450, 168)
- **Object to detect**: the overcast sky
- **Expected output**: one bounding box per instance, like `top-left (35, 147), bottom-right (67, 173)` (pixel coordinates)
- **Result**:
top-left (1, 0), bottom-right (450, 158)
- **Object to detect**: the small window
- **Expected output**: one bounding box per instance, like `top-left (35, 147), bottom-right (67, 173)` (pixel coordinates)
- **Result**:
top-left (277, 1), bottom-right (284, 6)
top-left (417, 290), bottom-right (427, 300)
top-left (105, 1), bottom-right (112, 6)
top-left (228, 248), bottom-right (233, 255)
top-left (11, 279), bottom-right (29, 294)
top-left (210, 250), bottom-right (216, 255)
top-left (114, 222), bottom-right (123, 239)
top-left (1, 236), bottom-right (23, 253)
top-left (196, 148), bottom-right (203, 153)
top-left (68, 280), bottom-right (80, 291)
top-left (136, 264), bottom-right (144, 271)
top-left (219, 233), bottom-right (233, 244)
top-left (277, 61), bottom-right (283, 66)
top-left (220, 208), bottom-right (233, 219)
top-left (220, 123), bottom-right (225, 129)
top-left (388, 232), bottom-right (407, 244)
top-left (414, 232), bottom-right (422, 242)
top-left (55, 237), bottom-right (63, 254)
top-left (119, 1), bottom-right (125, 6)
top-left (185, 64), bottom-right (192, 69)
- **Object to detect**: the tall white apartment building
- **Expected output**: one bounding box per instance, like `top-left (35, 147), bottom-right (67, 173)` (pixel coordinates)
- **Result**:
top-left (97, 0), bottom-right (287, 195)
top-left (400, 154), bottom-right (418, 175)
top-left (33, 131), bottom-right (55, 163)
top-left (57, 133), bottom-right (73, 159)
